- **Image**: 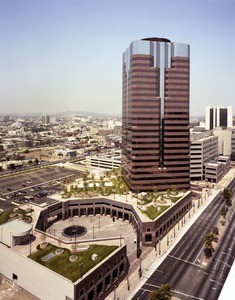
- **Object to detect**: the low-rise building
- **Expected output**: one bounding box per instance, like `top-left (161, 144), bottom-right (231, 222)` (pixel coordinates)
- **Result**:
top-left (86, 155), bottom-right (121, 171)
top-left (204, 156), bottom-right (230, 183)
top-left (213, 127), bottom-right (235, 156)
top-left (190, 132), bottom-right (218, 180)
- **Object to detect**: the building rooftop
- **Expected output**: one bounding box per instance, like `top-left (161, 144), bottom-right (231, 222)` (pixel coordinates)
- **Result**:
top-left (141, 37), bottom-right (171, 43)
top-left (0, 219), bottom-right (31, 235)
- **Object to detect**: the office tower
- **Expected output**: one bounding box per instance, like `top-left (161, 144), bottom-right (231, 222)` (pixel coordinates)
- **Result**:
top-left (205, 106), bottom-right (233, 130)
top-left (42, 114), bottom-right (50, 125)
top-left (122, 37), bottom-right (190, 192)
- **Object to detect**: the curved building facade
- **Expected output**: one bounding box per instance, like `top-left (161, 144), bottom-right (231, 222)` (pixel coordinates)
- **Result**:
top-left (122, 38), bottom-right (190, 192)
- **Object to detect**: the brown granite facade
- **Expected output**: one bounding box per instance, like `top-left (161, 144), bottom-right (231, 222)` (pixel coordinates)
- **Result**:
top-left (122, 38), bottom-right (190, 192)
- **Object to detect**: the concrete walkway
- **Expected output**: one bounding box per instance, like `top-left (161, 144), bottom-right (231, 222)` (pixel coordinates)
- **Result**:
top-left (105, 188), bottom-right (222, 300)
top-left (106, 167), bottom-right (235, 300)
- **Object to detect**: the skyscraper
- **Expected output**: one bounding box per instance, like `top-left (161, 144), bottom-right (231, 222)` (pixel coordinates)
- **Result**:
top-left (205, 105), bottom-right (233, 130)
top-left (122, 37), bottom-right (190, 192)
top-left (42, 114), bottom-right (50, 125)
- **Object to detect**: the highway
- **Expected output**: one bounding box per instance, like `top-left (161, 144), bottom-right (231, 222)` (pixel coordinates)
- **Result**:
top-left (132, 192), bottom-right (235, 300)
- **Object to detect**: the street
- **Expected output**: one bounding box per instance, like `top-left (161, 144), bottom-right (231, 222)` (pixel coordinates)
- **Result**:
top-left (132, 192), bottom-right (235, 300)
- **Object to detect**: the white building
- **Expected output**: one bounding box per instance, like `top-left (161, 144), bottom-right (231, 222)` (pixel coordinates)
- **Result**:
top-left (0, 220), bottom-right (31, 247)
top-left (190, 132), bottom-right (218, 180)
top-left (53, 148), bottom-right (77, 157)
top-left (213, 127), bottom-right (235, 156)
top-left (86, 155), bottom-right (121, 170)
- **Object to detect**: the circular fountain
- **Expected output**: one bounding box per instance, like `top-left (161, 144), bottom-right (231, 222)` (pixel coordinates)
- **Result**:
top-left (63, 225), bottom-right (87, 238)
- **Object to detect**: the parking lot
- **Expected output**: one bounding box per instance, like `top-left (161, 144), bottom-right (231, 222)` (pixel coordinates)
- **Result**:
top-left (0, 166), bottom-right (82, 210)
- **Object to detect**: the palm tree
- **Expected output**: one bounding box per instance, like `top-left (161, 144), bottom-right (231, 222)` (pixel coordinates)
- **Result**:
top-left (149, 284), bottom-right (172, 300)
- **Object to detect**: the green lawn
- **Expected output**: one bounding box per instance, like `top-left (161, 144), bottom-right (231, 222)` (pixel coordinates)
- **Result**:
top-left (170, 196), bottom-right (182, 203)
top-left (0, 208), bottom-right (30, 225)
top-left (28, 243), bottom-right (118, 282)
top-left (143, 205), bottom-right (170, 220)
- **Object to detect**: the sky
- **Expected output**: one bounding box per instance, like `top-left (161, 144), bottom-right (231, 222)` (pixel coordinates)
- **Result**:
top-left (0, 0), bottom-right (235, 116)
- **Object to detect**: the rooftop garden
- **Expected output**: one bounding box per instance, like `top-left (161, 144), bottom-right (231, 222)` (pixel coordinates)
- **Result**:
top-left (0, 207), bottom-right (33, 225)
top-left (143, 205), bottom-right (170, 220)
top-left (134, 187), bottom-right (185, 220)
top-left (62, 168), bottom-right (129, 199)
top-left (28, 243), bottom-right (118, 282)
top-left (61, 168), bottom-right (185, 221)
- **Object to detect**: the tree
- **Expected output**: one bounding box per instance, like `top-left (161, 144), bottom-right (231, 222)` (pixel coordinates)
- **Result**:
top-left (221, 207), bottom-right (227, 218)
top-left (204, 247), bottom-right (213, 258)
top-left (223, 188), bottom-right (233, 207)
top-left (171, 185), bottom-right (177, 195)
top-left (149, 284), bottom-right (172, 300)
top-left (212, 226), bottom-right (219, 243)
top-left (204, 232), bottom-right (215, 258)
top-left (212, 226), bottom-right (219, 236)
top-left (153, 186), bottom-right (158, 194)
top-left (204, 233), bottom-right (214, 249)
top-left (166, 189), bottom-right (171, 197)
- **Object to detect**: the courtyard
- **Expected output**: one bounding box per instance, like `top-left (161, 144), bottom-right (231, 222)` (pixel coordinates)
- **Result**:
top-left (45, 214), bottom-right (137, 257)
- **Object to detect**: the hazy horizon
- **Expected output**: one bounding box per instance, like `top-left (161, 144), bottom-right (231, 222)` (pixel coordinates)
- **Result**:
top-left (0, 0), bottom-right (235, 116)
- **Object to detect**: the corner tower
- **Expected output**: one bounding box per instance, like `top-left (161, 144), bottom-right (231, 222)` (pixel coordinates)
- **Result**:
top-left (122, 37), bottom-right (190, 192)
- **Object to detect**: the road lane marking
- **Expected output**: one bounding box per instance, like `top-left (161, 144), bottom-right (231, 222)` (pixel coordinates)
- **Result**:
top-left (193, 243), bottom-right (205, 264)
top-left (214, 258), bottom-right (232, 268)
top-left (221, 251), bottom-right (235, 260)
top-left (168, 255), bottom-right (204, 269)
top-left (209, 279), bottom-right (223, 286)
top-left (145, 284), bottom-right (205, 300)
top-left (173, 289), bottom-right (205, 300)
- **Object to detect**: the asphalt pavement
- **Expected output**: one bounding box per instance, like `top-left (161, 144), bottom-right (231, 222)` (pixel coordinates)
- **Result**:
top-left (130, 190), bottom-right (235, 300)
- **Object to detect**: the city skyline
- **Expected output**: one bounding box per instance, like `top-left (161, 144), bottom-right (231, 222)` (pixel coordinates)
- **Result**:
top-left (0, 0), bottom-right (235, 115)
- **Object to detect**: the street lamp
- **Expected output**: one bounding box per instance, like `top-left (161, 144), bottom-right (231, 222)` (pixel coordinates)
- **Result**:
top-left (126, 271), bottom-right (130, 290)
top-left (138, 257), bottom-right (142, 278)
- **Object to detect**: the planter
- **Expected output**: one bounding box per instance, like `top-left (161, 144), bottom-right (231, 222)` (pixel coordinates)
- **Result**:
top-left (23, 216), bottom-right (32, 223)
top-left (9, 213), bottom-right (20, 219)
top-left (55, 248), bottom-right (64, 255)
top-left (69, 255), bottom-right (78, 262)
top-left (40, 242), bottom-right (48, 249)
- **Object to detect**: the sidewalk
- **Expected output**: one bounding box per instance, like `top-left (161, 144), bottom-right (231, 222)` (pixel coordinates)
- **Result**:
top-left (106, 187), bottom-right (222, 300)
